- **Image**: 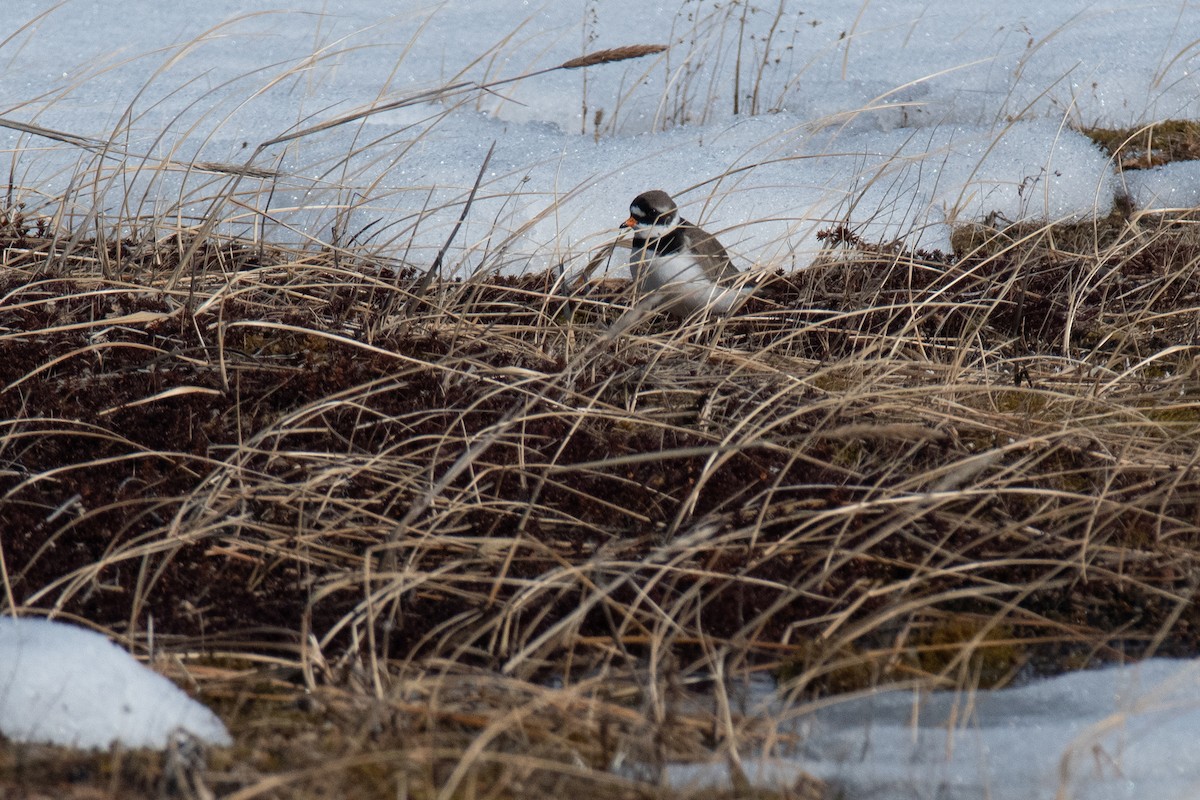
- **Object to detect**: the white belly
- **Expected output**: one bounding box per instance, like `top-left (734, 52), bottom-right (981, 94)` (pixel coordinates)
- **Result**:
top-left (630, 252), bottom-right (749, 316)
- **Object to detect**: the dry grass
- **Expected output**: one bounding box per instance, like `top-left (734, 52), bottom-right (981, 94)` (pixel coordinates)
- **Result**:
top-left (3, 193), bottom-right (1200, 797)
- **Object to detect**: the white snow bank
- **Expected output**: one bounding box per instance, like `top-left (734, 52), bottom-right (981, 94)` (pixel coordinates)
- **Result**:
top-left (1, 1), bottom-right (1192, 275)
top-left (1122, 161), bottom-right (1200, 210)
top-left (669, 658), bottom-right (1200, 800)
top-left (0, 616), bottom-right (231, 750)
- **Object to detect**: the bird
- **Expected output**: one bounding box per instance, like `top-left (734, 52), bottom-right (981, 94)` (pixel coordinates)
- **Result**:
top-left (619, 189), bottom-right (751, 319)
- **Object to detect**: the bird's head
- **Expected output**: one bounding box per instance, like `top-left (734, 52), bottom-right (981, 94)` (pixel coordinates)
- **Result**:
top-left (621, 190), bottom-right (678, 238)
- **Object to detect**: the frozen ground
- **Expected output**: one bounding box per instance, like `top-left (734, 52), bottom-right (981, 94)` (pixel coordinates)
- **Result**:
top-left (2, 1), bottom-right (1197, 275)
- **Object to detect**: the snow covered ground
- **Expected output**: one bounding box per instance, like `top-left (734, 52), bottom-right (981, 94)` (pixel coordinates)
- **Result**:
top-left (2, 1), bottom-right (1197, 275)
top-left (0, 617), bottom-right (230, 749)
top-left (3, 0), bottom-right (1200, 793)
top-left (670, 659), bottom-right (1200, 800)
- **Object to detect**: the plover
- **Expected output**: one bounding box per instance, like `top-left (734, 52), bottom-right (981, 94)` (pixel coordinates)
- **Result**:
top-left (620, 190), bottom-right (751, 318)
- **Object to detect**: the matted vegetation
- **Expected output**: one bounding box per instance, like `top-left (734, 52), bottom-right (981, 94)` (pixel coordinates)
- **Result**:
top-left (4, 187), bottom-right (1200, 797)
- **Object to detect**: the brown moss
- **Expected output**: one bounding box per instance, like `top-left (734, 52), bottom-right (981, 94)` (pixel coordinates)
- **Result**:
top-left (1083, 119), bottom-right (1200, 169)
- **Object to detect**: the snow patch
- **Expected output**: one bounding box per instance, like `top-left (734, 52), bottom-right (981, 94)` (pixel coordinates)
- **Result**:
top-left (0, 617), bottom-right (231, 750)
